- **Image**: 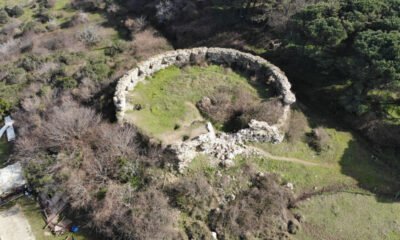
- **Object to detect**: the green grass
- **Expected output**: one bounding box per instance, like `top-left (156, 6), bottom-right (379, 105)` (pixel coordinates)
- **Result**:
top-left (245, 122), bottom-right (400, 239)
top-left (253, 128), bottom-right (352, 165)
top-left (54, 0), bottom-right (69, 11)
top-left (252, 127), bottom-right (399, 193)
top-left (126, 65), bottom-right (269, 140)
top-left (295, 192), bottom-right (400, 240)
top-left (0, 82), bottom-right (25, 106)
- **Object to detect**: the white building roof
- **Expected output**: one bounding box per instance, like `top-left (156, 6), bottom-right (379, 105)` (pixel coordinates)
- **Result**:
top-left (0, 162), bottom-right (26, 198)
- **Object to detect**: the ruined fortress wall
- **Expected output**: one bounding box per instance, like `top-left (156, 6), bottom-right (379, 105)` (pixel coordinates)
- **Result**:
top-left (114, 48), bottom-right (297, 169)
top-left (113, 47), bottom-right (296, 124)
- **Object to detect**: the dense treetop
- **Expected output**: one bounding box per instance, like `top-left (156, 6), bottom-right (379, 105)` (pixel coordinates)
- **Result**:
top-left (289, 0), bottom-right (400, 119)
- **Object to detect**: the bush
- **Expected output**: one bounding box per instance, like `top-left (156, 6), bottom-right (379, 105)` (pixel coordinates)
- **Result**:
top-left (42, 0), bottom-right (56, 8)
top-left (132, 29), bottom-right (171, 58)
top-left (104, 41), bottom-right (125, 57)
top-left (196, 86), bottom-right (255, 125)
top-left (55, 76), bottom-right (78, 89)
top-left (4, 67), bottom-right (26, 84)
top-left (286, 109), bottom-right (309, 142)
top-left (35, 7), bottom-right (51, 23)
top-left (43, 35), bottom-right (66, 50)
top-left (5, 6), bottom-right (24, 18)
top-left (0, 38), bottom-right (21, 58)
top-left (197, 87), bottom-right (284, 132)
top-left (210, 173), bottom-right (294, 239)
top-left (77, 25), bottom-right (100, 46)
top-left (0, 9), bottom-right (9, 24)
top-left (20, 55), bottom-right (43, 71)
top-left (124, 16), bottom-right (147, 33)
top-left (168, 174), bottom-right (216, 220)
top-left (0, 98), bottom-right (11, 118)
top-left (66, 12), bottom-right (88, 27)
top-left (308, 127), bottom-right (331, 153)
top-left (185, 221), bottom-right (213, 240)
top-left (21, 21), bottom-right (38, 34)
top-left (237, 99), bottom-right (284, 127)
top-left (76, 61), bottom-right (111, 82)
top-left (46, 19), bottom-right (58, 31)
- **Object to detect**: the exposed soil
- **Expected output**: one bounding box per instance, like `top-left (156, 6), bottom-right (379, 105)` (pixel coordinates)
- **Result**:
top-left (0, 205), bottom-right (35, 240)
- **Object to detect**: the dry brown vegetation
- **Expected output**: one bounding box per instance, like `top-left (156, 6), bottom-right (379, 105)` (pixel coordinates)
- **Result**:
top-left (14, 99), bottom-right (183, 239)
top-left (12, 98), bottom-right (297, 240)
top-left (197, 86), bottom-right (284, 131)
top-left (210, 173), bottom-right (295, 240)
top-left (132, 29), bottom-right (172, 59)
top-left (286, 109), bottom-right (309, 142)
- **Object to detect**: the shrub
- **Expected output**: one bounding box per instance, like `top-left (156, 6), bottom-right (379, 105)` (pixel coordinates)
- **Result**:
top-left (21, 21), bottom-right (38, 34)
top-left (42, 0), bottom-right (56, 8)
top-left (55, 76), bottom-right (78, 89)
top-left (6, 6), bottom-right (24, 18)
top-left (0, 20), bottom-right (21, 39)
top-left (210, 173), bottom-right (294, 239)
top-left (93, 186), bottom-right (182, 239)
top-left (35, 7), bottom-right (51, 23)
top-left (0, 9), bottom-right (9, 24)
top-left (46, 19), bottom-right (58, 31)
top-left (77, 25), bottom-right (100, 46)
top-left (197, 87), bottom-right (284, 131)
top-left (133, 29), bottom-right (171, 58)
top-left (168, 174), bottom-right (216, 220)
top-left (104, 41), bottom-right (125, 57)
top-left (43, 35), bottom-right (66, 50)
top-left (76, 61), bottom-right (111, 82)
top-left (0, 38), bottom-right (20, 58)
top-left (286, 109), bottom-right (309, 142)
top-left (237, 99), bottom-right (284, 127)
top-left (66, 12), bottom-right (88, 27)
top-left (20, 55), bottom-right (43, 71)
top-left (4, 67), bottom-right (26, 84)
top-left (185, 221), bottom-right (213, 240)
top-left (0, 98), bottom-right (11, 118)
top-left (196, 86), bottom-right (255, 126)
top-left (124, 16), bottom-right (147, 33)
top-left (308, 127), bottom-right (331, 153)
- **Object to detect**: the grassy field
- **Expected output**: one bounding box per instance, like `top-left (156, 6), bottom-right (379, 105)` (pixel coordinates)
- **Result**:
top-left (252, 128), bottom-right (399, 193)
top-left (126, 65), bottom-right (270, 143)
top-left (245, 110), bottom-right (400, 239)
top-left (295, 192), bottom-right (400, 240)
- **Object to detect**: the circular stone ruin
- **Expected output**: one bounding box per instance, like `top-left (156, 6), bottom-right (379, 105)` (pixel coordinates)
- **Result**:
top-left (114, 47), bottom-right (296, 171)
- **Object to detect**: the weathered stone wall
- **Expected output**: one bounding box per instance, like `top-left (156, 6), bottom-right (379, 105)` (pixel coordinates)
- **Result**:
top-left (114, 47), bottom-right (296, 170)
top-left (114, 47), bottom-right (295, 119)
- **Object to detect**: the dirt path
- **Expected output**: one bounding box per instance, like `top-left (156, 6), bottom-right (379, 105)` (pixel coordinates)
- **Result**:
top-left (0, 205), bottom-right (35, 240)
top-left (249, 146), bottom-right (326, 167)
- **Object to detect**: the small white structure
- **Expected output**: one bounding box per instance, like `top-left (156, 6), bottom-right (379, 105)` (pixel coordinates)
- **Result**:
top-left (0, 116), bottom-right (15, 142)
top-left (5, 116), bottom-right (15, 141)
top-left (0, 162), bottom-right (26, 198)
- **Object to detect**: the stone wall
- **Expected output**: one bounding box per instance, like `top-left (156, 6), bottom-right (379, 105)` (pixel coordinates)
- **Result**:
top-left (114, 47), bottom-right (296, 170)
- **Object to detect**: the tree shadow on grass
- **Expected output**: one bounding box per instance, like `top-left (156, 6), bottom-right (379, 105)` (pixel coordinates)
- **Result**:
top-left (339, 139), bottom-right (400, 203)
